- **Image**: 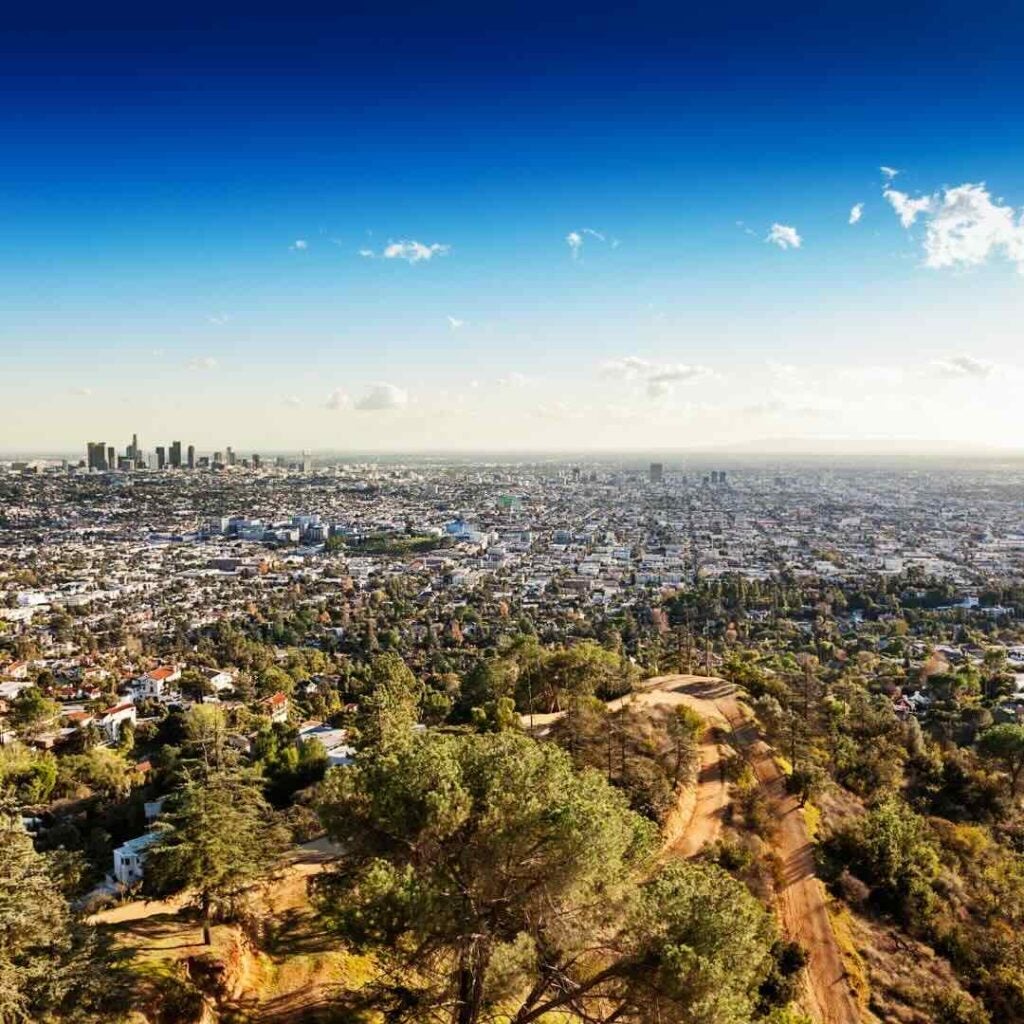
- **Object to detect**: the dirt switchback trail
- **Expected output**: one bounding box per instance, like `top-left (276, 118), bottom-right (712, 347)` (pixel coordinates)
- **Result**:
top-left (663, 677), bottom-right (862, 1024)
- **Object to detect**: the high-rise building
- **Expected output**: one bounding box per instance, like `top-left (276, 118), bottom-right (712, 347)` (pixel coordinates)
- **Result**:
top-left (155, 446), bottom-right (166, 470)
top-left (106, 445), bottom-right (116, 470)
top-left (301, 450), bottom-right (312, 473)
top-left (252, 453), bottom-right (261, 470)
top-left (169, 441), bottom-right (182, 468)
top-left (86, 441), bottom-right (107, 471)
top-left (649, 462), bottom-right (664, 483)
top-left (226, 446), bottom-right (236, 467)
top-left (187, 444), bottom-right (195, 470)
top-left (213, 450), bottom-right (223, 466)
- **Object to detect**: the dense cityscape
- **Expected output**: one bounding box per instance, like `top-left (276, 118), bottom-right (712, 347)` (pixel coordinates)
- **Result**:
top-left (6, 445), bottom-right (1024, 1022)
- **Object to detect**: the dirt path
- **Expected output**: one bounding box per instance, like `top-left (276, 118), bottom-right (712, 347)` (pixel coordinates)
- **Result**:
top-left (88, 836), bottom-right (342, 927)
top-left (665, 677), bottom-right (862, 1024)
top-left (533, 673), bottom-right (862, 1024)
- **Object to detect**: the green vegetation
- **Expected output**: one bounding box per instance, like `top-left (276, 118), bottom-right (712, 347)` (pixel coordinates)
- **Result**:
top-left (314, 729), bottom-right (779, 1024)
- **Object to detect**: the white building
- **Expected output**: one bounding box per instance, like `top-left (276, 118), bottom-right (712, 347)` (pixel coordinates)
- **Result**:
top-left (112, 831), bottom-right (159, 886)
top-left (134, 665), bottom-right (181, 699)
top-left (97, 701), bottom-right (137, 742)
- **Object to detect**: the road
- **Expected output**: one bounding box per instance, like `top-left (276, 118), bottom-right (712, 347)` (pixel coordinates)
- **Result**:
top-left (526, 673), bottom-right (862, 1024)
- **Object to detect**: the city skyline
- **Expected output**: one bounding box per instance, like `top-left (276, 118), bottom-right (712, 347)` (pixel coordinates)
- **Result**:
top-left (4, 2), bottom-right (1024, 450)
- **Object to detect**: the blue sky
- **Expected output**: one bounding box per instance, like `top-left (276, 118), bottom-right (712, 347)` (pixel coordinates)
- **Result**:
top-left (4, 1), bottom-right (1024, 452)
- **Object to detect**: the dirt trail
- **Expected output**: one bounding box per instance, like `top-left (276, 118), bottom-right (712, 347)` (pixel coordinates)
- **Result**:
top-left (533, 673), bottom-right (862, 1024)
top-left (651, 677), bottom-right (862, 1024)
top-left (88, 836), bottom-right (341, 927)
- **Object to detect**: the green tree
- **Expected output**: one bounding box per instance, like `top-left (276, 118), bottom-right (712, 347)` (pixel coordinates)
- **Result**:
top-left (0, 743), bottom-right (57, 804)
top-left (977, 724), bottom-right (1024, 799)
top-left (9, 687), bottom-right (60, 738)
top-left (182, 703), bottom-right (233, 770)
top-left (667, 704), bottom-right (703, 784)
top-left (314, 730), bottom-right (776, 1024)
top-left (358, 652), bottom-right (424, 751)
top-left (145, 769), bottom-right (289, 944)
top-left (0, 815), bottom-right (101, 1021)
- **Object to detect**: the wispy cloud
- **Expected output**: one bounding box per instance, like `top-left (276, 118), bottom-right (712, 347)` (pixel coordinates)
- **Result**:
top-left (68, 386), bottom-right (93, 396)
top-left (880, 166), bottom-right (900, 181)
top-left (885, 182), bottom-right (1024, 272)
top-left (848, 203), bottom-right (864, 225)
top-left (932, 354), bottom-right (994, 379)
top-left (446, 315), bottom-right (465, 330)
top-left (379, 241), bottom-right (450, 263)
top-left (290, 239), bottom-right (308, 251)
top-left (281, 395), bottom-right (303, 407)
top-left (497, 371), bottom-right (527, 388)
top-left (186, 356), bottom-right (218, 371)
top-left (766, 223), bottom-right (802, 249)
top-left (358, 248), bottom-right (375, 258)
top-left (355, 382), bottom-right (409, 410)
top-left (325, 389), bottom-right (351, 411)
top-left (599, 356), bottom-right (711, 397)
top-left (206, 313), bottom-right (231, 325)
top-left (565, 227), bottom-right (607, 259)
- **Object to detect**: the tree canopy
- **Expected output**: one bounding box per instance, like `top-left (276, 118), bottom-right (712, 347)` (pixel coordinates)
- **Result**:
top-left (314, 730), bottom-right (776, 1024)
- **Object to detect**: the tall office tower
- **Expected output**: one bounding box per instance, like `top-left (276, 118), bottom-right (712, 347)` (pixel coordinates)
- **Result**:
top-left (187, 444), bottom-right (195, 470)
top-left (86, 441), bottom-right (107, 471)
top-left (155, 446), bottom-right (166, 470)
top-left (213, 450), bottom-right (223, 466)
top-left (226, 446), bottom-right (236, 466)
top-left (649, 462), bottom-right (664, 483)
top-left (301, 450), bottom-right (312, 473)
top-left (252, 453), bottom-right (261, 470)
top-left (718, 469), bottom-right (727, 484)
top-left (169, 440), bottom-right (182, 468)
top-left (129, 432), bottom-right (139, 465)
top-left (105, 445), bottom-right (115, 470)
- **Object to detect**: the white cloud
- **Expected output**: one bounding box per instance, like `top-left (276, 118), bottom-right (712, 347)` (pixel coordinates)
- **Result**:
top-left (207, 313), bottom-right (231, 325)
top-left (186, 356), bottom-right (218, 371)
top-left (565, 227), bottom-right (607, 259)
top-left (886, 182), bottom-right (1024, 272)
top-left (68, 386), bottom-right (93, 396)
top-left (645, 364), bottom-right (710, 397)
top-left (381, 240), bottom-right (450, 263)
top-left (932, 354), bottom-right (994, 379)
top-left (282, 395), bottom-right (303, 407)
top-left (880, 166), bottom-right (900, 181)
top-left (497, 371), bottom-right (528, 387)
top-left (354, 382), bottom-right (409, 411)
top-left (598, 356), bottom-right (710, 397)
top-left (325, 389), bottom-right (351, 411)
top-left (358, 248), bottom-right (375, 258)
top-left (600, 356), bottom-right (652, 379)
top-left (849, 203), bottom-right (864, 225)
top-left (766, 223), bottom-right (802, 249)
top-left (447, 316), bottom-right (465, 330)
top-left (290, 239), bottom-right (308, 251)
top-left (884, 189), bottom-right (933, 228)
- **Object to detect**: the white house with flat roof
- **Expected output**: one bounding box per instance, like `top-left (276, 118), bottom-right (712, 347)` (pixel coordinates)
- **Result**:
top-left (112, 831), bottom-right (160, 887)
